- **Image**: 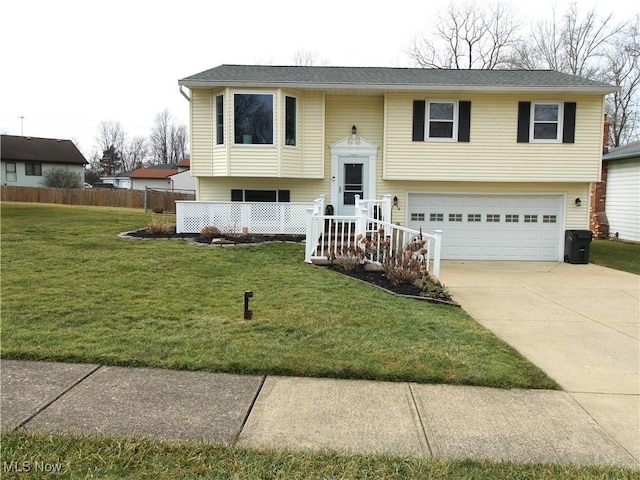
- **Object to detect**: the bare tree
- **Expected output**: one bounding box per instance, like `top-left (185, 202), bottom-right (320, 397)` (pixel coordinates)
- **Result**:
top-left (291, 49), bottom-right (328, 66)
top-left (604, 16), bottom-right (640, 146)
top-left (149, 109), bottom-right (188, 164)
top-left (406, 0), bottom-right (522, 69)
top-left (124, 136), bottom-right (148, 170)
top-left (511, 3), bottom-right (638, 144)
top-left (95, 120), bottom-right (126, 160)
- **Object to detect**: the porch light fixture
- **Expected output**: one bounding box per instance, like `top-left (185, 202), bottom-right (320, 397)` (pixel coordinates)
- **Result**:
top-left (575, 198), bottom-right (582, 207)
top-left (393, 196), bottom-right (400, 210)
top-left (352, 125), bottom-right (357, 135)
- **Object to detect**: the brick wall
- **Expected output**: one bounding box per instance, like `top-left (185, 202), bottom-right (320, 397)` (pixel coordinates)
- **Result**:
top-left (589, 116), bottom-right (610, 239)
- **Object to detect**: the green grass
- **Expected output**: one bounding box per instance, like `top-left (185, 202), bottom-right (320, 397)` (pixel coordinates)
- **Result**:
top-left (2, 432), bottom-right (636, 479)
top-left (590, 239), bottom-right (640, 275)
top-left (0, 202), bottom-right (556, 389)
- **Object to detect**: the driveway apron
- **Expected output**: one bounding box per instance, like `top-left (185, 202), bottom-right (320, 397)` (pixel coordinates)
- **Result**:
top-left (439, 261), bottom-right (640, 462)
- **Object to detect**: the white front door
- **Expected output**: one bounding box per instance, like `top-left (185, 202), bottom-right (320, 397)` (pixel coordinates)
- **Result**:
top-left (337, 157), bottom-right (368, 215)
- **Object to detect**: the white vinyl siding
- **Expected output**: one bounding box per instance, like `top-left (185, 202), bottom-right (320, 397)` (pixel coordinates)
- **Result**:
top-left (384, 92), bottom-right (603, 182)
top-left (605, 159), bottom-right (640, 242)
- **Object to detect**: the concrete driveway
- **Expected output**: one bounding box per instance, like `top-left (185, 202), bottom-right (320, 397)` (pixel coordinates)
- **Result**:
top-left (439, 261), bottom-right (640, 462)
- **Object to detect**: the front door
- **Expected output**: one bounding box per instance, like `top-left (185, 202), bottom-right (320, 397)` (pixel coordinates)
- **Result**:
top-left (337, 157), bottom-right (368, 215)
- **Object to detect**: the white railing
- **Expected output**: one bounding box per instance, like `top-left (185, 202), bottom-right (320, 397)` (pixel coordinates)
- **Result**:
top-left (176, 201), bottom-right (313, 234)
top-left (305, 195), bottom-right (442, 278)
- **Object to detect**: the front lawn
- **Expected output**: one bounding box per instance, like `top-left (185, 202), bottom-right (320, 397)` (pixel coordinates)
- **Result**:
top-left (0, 203), bottom-right (555, 389)
top-left (590, 239), bottom-right (640, 275)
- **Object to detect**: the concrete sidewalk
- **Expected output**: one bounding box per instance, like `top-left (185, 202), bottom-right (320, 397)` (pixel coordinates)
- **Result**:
top-left (1, 359), bottom-right (638, 468)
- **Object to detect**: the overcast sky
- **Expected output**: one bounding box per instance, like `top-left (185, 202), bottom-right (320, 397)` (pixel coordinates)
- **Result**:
top-left (1, 0), bottom-right (635, 158)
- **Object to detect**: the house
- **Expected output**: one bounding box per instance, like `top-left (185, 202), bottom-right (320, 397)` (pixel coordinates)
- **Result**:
top-left (177, 64), bottom-right (617, 261)
top-left (169, 157), bottom-right (196, 194)
top-left (1, 134), bottom-right (88, 187)
top-left (600, 142), bottom-right (640, 242)
top-left (100, 170), bottom-right (133, 189)
top-left (128, 163), bottom-right (179, 191)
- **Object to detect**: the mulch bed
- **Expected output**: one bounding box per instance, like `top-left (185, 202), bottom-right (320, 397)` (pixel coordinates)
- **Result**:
top-left (125, 228), bottom-right (305, 244)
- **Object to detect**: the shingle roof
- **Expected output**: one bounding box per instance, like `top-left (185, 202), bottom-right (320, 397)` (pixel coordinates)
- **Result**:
top-left (179, 64), bottom-right (617, 93)
top-left (1, 135), bottom-right (88, 165)
top-left (130, 167), bottom-right (178, 179)
top-left (603, 140), bottom-right (640, 161)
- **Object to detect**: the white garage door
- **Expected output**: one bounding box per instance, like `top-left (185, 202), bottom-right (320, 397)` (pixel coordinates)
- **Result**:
top-left (407, 194), bottom-right (564, 260)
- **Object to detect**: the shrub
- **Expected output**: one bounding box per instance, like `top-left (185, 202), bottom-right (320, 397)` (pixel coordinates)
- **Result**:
top-left (146, 217), bottom-right (173, 234)
top-left (41, 168), bottom-right (82, 189)
top-left (200, 225), bottom-right (221, 238)
top-left (328, 245), bottom-right (367, 272)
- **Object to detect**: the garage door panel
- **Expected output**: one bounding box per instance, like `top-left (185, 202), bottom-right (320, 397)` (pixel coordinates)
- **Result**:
top-left (408, 194), bottom-right (563, 261)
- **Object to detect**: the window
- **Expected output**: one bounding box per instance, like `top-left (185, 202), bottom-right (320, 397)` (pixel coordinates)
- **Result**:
top-left (524, 215), bottom-right (538, 223)
top-left (231, 189), bottom-right (290, 202)
top-left (532, 103), bottom-right (562, 141)
top-left (517, 101), bottom-right (576, 143)
top-left (234, 93), bottom-right (273, 144)
top-left (543, 215), bottom-right (557, 223)
top-left (430, 213), bottom-right (444, 222)
top-left (215, 94), bottom-right (224, 145)
top-left (412, 100), bottom-right (471, 142)
top-left (411, 213), bottom-right (425, 221)
top-left (428, 101), bottom-right (457, 139)
top-left (486, 214), bottom-right (500, 222)
top-left (506, 214), bottom-right (519, 223)
top-left (449, 213), bottom-right (463, 222)
top-left (5, 162), bottom-right (16, 182)
top-left (285, 96), bottom-right (297, 146)
top-left (25, 163), bottom-right (42, 176)
top-left (468, 214), bottom-right (482, 222)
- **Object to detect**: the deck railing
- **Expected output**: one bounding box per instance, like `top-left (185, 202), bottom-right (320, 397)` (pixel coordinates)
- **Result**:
top-left (305, 195), bottom-right (442, 278)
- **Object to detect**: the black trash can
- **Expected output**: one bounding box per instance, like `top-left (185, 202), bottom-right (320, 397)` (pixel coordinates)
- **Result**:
top-left (564, 230), bottom-right (593, 264)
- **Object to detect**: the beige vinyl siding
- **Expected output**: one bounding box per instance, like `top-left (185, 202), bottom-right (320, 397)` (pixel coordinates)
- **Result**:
top-left (190, 89), bottom-right (214, 177)
top-left (325, 95), bottom-right (384, 181)
top-left (302, 91), bottom-right (325, 178)
top-left (384, 92), bottom-right (604, 183)
top-left (279, 90), bottom-right (325, 178)
top-left (197, 177), bottom-right (329, 202)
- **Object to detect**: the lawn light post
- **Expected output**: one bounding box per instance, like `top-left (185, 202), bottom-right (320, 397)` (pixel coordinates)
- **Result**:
top-left (244, 291), bottom-right (253, 320)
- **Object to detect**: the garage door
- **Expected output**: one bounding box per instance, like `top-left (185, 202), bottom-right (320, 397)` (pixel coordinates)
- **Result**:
top-left (407, 194), bottom-right (564, 260)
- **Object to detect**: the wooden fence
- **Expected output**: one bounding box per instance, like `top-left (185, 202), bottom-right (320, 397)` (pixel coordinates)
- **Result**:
top-left (0, 186), bottom-right (195, 213)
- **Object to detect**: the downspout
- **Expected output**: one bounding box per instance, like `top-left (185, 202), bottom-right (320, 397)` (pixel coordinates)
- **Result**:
top-left (179, 85), bottom-right (191, 102)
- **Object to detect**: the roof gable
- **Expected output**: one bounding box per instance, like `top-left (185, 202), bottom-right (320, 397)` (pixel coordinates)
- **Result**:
top-left (179, 64), bottom-right (617, 94)
top-left (1, 135), bottom-right (88, 165)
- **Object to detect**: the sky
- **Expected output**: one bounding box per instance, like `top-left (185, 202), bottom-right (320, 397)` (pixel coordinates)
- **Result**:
top-left (1, 0), bottom-right (636, 159)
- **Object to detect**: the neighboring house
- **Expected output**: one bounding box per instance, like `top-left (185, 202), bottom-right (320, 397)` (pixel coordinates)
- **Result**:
top-left (100, 170), bottom-right (133, 189)
top-left (600, 142), bottom-right (640, 242)
top-left (177, 65), bottom-right (617, 261)
top-left (169, 157), bottom-right (196, 193)
top-left (129, 163), bottom-right (179, 191)
top-left (1, 134), bottom-right (87, 187)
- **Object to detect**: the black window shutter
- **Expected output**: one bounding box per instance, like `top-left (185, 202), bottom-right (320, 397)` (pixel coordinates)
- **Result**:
top-left (563, 102), bottom-right (576, 143)
top-left (412, 100), bottom-right (425, 141)
top-left (231, 189), bottom-right (243, 202)
top-left (517, 102), bottom-right (531, 143)
top-left (458, 101), bottom-right (471, 142)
